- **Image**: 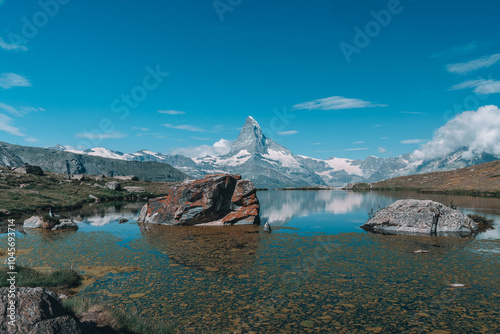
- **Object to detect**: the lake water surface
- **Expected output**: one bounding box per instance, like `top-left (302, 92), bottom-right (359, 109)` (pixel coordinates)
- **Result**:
top-left (5, 190), bottom-right (500, 333)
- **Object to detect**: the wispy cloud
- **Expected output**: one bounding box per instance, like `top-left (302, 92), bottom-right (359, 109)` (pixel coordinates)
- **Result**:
top-left (0, 114), bottom-right (25, 136)
top-left (159, 110), bottom-right (185, 115)
top-left (353, 141), bottom-right (364, 144)
top-left (25, 137), bottom-right (39, 143)
top-left (447, 53), bottom-right (500, 74)
top-left (0, 102), bottom-right (42, 117)
top-left (0, 38), bottom-right (28, 52)
top-left (450, 79), bottom-right (500, 95)
top-left (132, 127), bottom-right (150, 131)
top-left (399, 111), bottom-right (427, 115)
top-left (75, 131), bottom-right (127, 139)
top-left (277, 130), bottom-right (298, 135)
top-left (312, 142), bottom-right (322, 145)
top-left (0, 73), bottom-right (31, 89)
top-left (292, 96), bottom-right (387, 111)
top-left (378, 147), bottom-right (387, 153)
top-left (381, 137), bottom-right (390, 140)
top-left (343, 147), bottom-right (369, 151)
top-left (401, 139), bottom-right (426, 144)
top-left (190, 136), bottom-right (211, 141)
top-left (164, 124), bottom-right (204, 132)
top-left (430, 41), bottom-right (487, 59)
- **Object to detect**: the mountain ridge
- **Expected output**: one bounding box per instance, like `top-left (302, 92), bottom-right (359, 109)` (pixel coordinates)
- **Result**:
top-left (7, 116), bottom-right (500, 188)
top-left (0, 141), bottom-right (190, 183)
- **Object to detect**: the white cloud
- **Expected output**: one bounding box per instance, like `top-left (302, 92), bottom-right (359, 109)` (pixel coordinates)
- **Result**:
top-left (353, 141), bottom-right (364, 144)
top-left (0, 114), bottom-right (25, 136)
top-left (132, 127), bottom-right (149, 131)
top-left (75, 131), bottom-right (127, 139)
top-left (0, 73), bottom-right (31, 89)
top-left (312, 142), bottom-right (322, 145)
top-left (0, 38), bottom-right (28, 52)
top-left (292, 96), bottom-right (387, 111)
top-left (0, 102), bottom-right (42, 117)
top-left (378, 147), bottom-right (387, 153)
top-left (450, 79), bottom-right (500, 95)
top-left (164, 124), bottom-right (204, 132)
top-left (25, 137), bottom-right (39, 143)
top-left (343, 148), bottom-right (369, 151)
top-left (447, 53), bottom-right (500, 74)
top-left (159, 110), bottom-right (185, 115)
top-left (401, 139), bottom-right (426, 144)
top-left (430, 41), bottom-right (487, 59)
top-left (172, 139), bottom-right (233, 158)
top-left (277, 130), bottom-right (298, 135)
top-left (414, 105), bottom-right (500, 160)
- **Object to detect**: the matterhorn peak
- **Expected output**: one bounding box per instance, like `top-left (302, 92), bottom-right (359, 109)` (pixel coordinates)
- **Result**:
top-left (230, 116), bottom-right (267, 154)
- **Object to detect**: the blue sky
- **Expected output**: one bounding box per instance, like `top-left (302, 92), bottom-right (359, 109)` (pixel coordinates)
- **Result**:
top-left (1, 0), bottom-right (500, 160)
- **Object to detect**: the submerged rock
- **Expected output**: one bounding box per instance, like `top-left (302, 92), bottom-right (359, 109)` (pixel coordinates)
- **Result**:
top-left (139, 174), bottom-right (260, 225)
top-left (362, 199), bottom-right (477, 236)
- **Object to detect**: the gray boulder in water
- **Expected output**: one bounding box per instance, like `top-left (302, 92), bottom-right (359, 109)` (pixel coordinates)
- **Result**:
top-left (361, 199), bottom-right (477, 236)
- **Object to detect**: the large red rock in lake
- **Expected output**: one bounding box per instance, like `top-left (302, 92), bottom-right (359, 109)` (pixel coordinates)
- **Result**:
top-left (138, 174), bottom-right (260, 225)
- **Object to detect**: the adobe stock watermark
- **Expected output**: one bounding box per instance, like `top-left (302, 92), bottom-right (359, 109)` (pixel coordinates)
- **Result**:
top-left (6, 219), bottom-right (17, 327)
top-left (3, 0), bottom-right (72, 52)
top-left (76, 65), bottom-right (169, 149)
top-left (261, 106), bottom-right (297, 140)
top-left (339, 0), bottom-right (413, 64)
top-left (213, 0), bottom-right (243, 21)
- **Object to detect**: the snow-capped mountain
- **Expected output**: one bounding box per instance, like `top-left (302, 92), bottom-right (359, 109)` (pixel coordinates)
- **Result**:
top-left (51, 116), bottom-right (500, 188)
top-left (191, 116), bottom-right (326, 188)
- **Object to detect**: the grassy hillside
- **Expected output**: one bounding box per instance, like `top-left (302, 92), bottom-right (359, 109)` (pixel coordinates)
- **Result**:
top-left (0, 141), bottom-right (190, 182)
top-left (372, 160), bottom-right (500, 197)
top-left (0, 166), bottom-right (179, 216)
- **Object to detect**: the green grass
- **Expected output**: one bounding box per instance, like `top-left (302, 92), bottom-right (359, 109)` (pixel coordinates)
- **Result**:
top-left (0, 266), bottom-right (82, 289)
top-left (351, 183), bottom-right (372, 191)
top-left (0, 166), bottom-right (175, 217)
top-left (63, 297), bottom-right (177, 334)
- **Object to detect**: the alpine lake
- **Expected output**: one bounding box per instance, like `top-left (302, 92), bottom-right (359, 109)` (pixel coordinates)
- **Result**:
top-left (2, 190), bottom-right (499, 334)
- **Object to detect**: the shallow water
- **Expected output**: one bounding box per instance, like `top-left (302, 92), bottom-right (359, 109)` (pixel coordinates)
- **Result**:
top-left (3, 190), bottom-right (500, 333)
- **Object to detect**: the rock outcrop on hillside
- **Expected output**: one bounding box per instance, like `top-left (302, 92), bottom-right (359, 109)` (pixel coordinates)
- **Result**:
top-left (13, 164), bottom-right (44, 176)
top-left (139, 174), bottom-right (260, 225)
top-left (361, 199), bottom-right (477, 236)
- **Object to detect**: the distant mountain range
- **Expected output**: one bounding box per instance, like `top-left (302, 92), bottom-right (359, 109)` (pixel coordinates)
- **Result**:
top-left (0, 141), bottom-right (189, 183)
top-left (2, 116), bottom-right (499, 188)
